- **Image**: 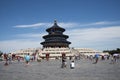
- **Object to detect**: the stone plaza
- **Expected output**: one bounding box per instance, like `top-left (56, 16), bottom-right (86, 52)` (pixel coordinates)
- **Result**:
top-left (0, 59), bottom-right (120, 80)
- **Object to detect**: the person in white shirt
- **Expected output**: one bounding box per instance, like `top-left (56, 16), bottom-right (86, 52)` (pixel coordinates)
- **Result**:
top-left (70, 60), bottom-right (75, 69)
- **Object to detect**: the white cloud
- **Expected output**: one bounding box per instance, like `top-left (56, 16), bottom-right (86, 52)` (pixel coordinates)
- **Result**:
top-left (13, 22), bottom-right (79, 29)
top-left (13, 21), bottom-right (120, 29)
top-left (66, 26), bottom-right (120, 40)
top-left (0, 39), bottom-right (42, 53)
top-left (59, 22), bottom-right (79, 28)
top-left (16, 33), bottom-right (46, 38)
top-left (79, 21), bottom-right (120, 27)
top-left (66, 26), bottom-right (120, 50)
top-left (14, 23), bottom-right (51, 28)
top-left (0, 33), bottom-right (46, 53)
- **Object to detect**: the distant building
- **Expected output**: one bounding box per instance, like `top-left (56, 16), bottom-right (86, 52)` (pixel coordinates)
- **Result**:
top-left (12, 48), bottom-right (37, 58)
top-left (11, 48), bottom-right (109, 59)
top-left (75, 48), bottom-right (109, 56)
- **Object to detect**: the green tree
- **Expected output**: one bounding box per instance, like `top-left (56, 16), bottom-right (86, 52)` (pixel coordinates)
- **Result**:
top-left (0, 51), bottom-right (3, 57)
top-left (103, 48), bottom-right (120, 55)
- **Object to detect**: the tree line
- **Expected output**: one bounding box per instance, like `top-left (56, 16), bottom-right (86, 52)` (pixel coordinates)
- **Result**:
top-left (103, 48), bottom-right (120, 55)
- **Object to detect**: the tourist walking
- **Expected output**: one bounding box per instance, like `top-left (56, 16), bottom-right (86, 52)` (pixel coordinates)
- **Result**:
top-left (17, 57), bottom-right (20, 62)
top-left (93, 53), bottom-right (99, 64)
top-left (4, 54), bottom-right (8, 66)
top-left (110, 56), bottom-right (114, 64)
top-left (24, 53), bottom-right (30, 65)
top-left (8, 54), bottom-right (12, 64)
top-left (61, 53), bottom-right (67, 68)
top-left (110, 53), bottom-right (119, 64)
top-left (101, 55), bottom-right (105, 60)
top-left (61, 58), bottom-right (67, 68)
top-left (70, 60), bottom-right (75, 69)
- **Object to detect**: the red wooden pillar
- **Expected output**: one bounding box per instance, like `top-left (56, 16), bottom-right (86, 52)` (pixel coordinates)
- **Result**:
top-left (62, 53), bottom-right (66, 58)
top-left (46, 53), bottom-right (49, 61)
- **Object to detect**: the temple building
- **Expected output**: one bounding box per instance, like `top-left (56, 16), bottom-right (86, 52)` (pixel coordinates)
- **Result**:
top-left (41, 20), bottom-right (71, 48)
top-left (40, 20), bottom-right (72, 59)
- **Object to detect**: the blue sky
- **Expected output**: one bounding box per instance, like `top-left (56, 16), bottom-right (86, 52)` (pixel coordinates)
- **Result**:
top-left (0, 0), bottom-right (120, 53)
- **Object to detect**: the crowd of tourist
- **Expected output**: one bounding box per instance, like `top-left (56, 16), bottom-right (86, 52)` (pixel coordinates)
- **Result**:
top-left (0, 52), bottom-right (120, 69)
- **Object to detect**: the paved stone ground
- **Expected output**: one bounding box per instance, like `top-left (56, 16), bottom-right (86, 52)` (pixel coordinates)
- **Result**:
top-left (0, 59), bottom-right (120, 80)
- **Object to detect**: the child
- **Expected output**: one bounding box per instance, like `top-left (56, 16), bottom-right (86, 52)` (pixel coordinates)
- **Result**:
top-left (70, 60), bottom-right (75, 69)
